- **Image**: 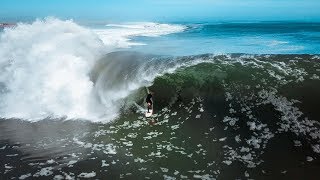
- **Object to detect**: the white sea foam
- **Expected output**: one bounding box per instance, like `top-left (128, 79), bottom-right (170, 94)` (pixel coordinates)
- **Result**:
top-left (19, 173), bottom-right (32, 180)
top-left (78, 171), bottom-right (96, 178)
top-left (0, 18), bottom-right (106, 121)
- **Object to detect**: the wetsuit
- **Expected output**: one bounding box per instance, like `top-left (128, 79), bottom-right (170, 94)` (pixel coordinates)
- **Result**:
top-left (146, 94), bottom-right (153, 112)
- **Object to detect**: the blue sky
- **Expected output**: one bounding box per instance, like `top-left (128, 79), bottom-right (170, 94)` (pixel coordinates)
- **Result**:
top-left (1, 0), bottom-right (320, 22)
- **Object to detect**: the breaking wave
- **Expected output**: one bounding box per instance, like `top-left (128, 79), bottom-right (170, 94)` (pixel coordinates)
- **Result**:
top-left (94, 22), bottom-right (187, 48)
top-left (0, 18), bottom-right (187, 122)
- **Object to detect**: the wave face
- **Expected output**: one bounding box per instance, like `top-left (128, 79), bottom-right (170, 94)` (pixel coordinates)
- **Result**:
top-left (90, 51), bottom-right (211, 120)
top-left (149, 54), bottom-right (320, 113)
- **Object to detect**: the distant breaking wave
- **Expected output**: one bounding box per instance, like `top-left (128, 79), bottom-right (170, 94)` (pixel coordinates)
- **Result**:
top-left (94, 22), bottom-right (187, 48)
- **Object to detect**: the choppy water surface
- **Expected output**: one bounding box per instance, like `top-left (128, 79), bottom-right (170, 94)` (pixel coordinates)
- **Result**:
top-left (1, 54), bottom-right (320, 179)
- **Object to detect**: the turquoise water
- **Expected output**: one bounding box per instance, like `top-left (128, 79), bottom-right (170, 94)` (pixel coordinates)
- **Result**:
top-left (130, 22), bottom-right (320, 55)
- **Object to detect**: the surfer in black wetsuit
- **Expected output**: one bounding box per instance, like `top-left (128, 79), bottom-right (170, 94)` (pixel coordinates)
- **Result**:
top-left (146, 92), bottom-right (153, 113)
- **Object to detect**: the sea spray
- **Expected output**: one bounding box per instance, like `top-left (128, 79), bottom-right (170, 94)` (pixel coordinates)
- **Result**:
top-left (0, 18), bottom-right (106, 121)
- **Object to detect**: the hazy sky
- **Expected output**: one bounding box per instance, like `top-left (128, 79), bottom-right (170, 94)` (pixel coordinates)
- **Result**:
top-left (1, 0), bottom-right (320, 22)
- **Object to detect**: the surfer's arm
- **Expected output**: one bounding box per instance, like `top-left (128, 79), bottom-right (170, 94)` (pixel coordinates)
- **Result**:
top-left (146, 87), bottom-right (150, 94)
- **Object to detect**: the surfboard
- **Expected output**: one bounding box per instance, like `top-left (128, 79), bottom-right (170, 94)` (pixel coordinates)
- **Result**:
top-left (145, 109), bottom-right (153, 117)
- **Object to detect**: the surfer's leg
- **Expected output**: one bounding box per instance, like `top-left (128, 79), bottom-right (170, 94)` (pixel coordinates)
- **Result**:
top-left (147, 102), bottom-right (151, 113)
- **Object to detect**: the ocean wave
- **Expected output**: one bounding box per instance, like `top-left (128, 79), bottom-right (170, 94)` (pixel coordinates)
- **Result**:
top-left (94, 22), bottom-right (186, 48)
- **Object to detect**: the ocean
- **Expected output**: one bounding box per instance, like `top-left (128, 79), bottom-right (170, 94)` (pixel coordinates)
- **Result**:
top-left (0, 18), bottom-right (320, 179)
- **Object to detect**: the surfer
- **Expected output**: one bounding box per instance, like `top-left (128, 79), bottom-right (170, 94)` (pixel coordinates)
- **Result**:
top-left (146, 92), bottom-right (153, 113)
